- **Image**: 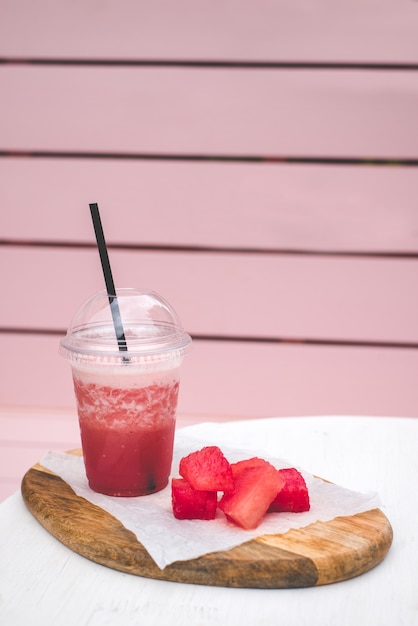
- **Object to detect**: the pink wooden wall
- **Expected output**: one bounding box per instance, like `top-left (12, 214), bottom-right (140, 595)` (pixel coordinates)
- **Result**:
top-left (1, 0), bottom-right (418, 498)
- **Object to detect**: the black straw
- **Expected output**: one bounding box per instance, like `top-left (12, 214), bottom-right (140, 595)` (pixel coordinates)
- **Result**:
top-left (89, 203), bottom-right (128, 352)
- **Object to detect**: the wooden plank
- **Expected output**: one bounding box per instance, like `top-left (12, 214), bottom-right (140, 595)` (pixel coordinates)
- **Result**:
top-left (1, 0), bottom-right (417, 63)
top-left (1, 247), bottom-right (417, 342)
top-left (0, 406), bottom-right (79, 445)
top-left (1, 67), bottom-right (417, 157)
top-left (0, 444), bottom-right (69, 483)
top-left (1, 159), bottom-right (418, 253)
top-left (21, 463), bottom-right (392, 588)
top-left (0, 405), bottom-right (79, 499)
top-left (1, 334), bottom-right (418, 418)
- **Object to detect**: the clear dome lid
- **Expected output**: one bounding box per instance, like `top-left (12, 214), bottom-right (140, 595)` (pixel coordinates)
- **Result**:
top-left (59, 288), bottom-right (192, 365)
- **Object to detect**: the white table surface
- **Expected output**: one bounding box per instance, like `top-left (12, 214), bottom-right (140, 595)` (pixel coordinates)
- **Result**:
top-left (1, 415), bottom-right (417, 626)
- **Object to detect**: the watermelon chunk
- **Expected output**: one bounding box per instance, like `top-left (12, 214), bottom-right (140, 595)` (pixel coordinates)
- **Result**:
top-left (171, 477), bottom-right (217, 520)
top-left (179, 445), bottom-right (234, 492)
top-left (268, 468), bottom-right (310, 513)
top-left (219, 460), bottom-right (285, 529)
top-left (230, 457), bottom-right (269, 480)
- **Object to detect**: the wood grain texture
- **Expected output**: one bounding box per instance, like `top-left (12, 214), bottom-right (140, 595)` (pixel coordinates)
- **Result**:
top-left (21, 458), bottom-right (393, 588)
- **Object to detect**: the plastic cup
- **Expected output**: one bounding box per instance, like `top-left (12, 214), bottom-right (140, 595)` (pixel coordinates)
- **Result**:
top-left (59, 288), bottom-right (192, 497)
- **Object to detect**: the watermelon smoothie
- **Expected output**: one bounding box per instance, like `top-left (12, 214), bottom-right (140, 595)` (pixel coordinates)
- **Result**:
top-left (72, 365), bottom-right (180, 496)
top-left (59, 288), bottom-right (192, 497)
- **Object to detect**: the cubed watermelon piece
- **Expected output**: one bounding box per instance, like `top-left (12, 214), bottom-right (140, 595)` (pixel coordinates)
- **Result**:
top-left (230, 457), bottom-right (269, 480)
top-left (171, 477), bottom-right (217, 520)
top-left (268, 468), bottom-right (310, 513)
top-left (179, 445), bottom-right (234, 492)
top-left (218, 460), bottom-right (285, 529)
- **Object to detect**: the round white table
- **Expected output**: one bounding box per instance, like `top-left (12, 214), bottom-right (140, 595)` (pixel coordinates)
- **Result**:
top-left (1, 415), bottom-right (417, 626)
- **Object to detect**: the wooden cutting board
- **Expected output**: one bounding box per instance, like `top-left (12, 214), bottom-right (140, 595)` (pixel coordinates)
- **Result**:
top-left (21, 453), bottom-right (393, 589)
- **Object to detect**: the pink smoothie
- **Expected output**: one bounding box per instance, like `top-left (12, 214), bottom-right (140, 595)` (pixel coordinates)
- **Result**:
top-left (73, 374), bottom-right (179, 496)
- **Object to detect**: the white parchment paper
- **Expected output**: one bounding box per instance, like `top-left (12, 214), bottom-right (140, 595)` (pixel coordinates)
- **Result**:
top-left (39, 427), bottom-right (381, 569)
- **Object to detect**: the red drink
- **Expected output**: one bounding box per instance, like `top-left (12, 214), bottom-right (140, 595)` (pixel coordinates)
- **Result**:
top-left (73, 371), bottom-right (179, 496)
top-left (59, 288), bottom-right (192, 497)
